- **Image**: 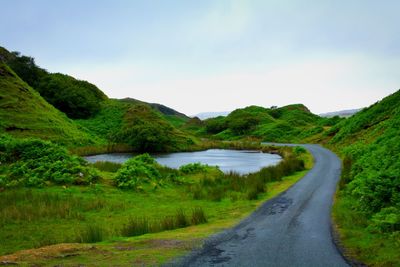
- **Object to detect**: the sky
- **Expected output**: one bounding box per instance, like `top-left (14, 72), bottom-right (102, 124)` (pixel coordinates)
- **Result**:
top-left (1, 0), bottom-right (400, 115)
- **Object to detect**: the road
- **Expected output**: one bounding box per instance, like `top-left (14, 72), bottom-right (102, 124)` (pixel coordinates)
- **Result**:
top-left (174, 144), bottom-right (348, 267)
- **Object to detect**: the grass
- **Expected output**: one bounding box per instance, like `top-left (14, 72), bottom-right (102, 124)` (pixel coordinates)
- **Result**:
top-left (0, 149), bottom-right (313, 266)
top-left (333, 195), bottom-right (400, 266)
top-left (0, 62), bottom-right (103, 147)
top-left (187, 154), bottom-right (305, 201)
top-left (0, 189), bottom-right (104, 224)
top-left (327, 90), bottom-right (400, 266)
top-left (190, 104), bottom-right (328, 143)
top-left (120, 208), bottom-right (206, 237)
top-left (91, 161), bottom-right (122, 172)
top-left (78, 224), bottom-right (105, 243)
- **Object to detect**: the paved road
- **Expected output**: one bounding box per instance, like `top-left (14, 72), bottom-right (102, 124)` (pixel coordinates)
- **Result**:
top-left (175, 144), bottom-right (348, 267)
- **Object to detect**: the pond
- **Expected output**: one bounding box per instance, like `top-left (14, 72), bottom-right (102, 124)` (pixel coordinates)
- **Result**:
top-left (84, 149), bottom-right (282, 175)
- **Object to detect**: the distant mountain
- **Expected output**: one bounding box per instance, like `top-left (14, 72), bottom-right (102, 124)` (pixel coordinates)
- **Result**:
top-left (319, 108), bottom-right (361, 118)
top-left (194, 111), bottom-right (231, 120)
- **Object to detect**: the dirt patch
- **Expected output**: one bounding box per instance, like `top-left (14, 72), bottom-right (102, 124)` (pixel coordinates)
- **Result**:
top-left (0, 243), bottom-right (94, 263)
top-left (114, 239), bottom-right (199, 252)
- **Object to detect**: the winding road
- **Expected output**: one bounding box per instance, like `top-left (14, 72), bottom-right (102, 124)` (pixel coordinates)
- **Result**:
top-left (174, 144), bottom-right (348, 267)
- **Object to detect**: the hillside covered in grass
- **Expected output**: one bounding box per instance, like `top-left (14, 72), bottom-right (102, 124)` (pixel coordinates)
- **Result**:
top-left (190, 104), bottom-right (340, 142)
top-left (328, 89), bottom-right (400, 266)
top-left (0, 46), bottom-right (194, 152)
top-left (0, 62), bottom-right (100, 147)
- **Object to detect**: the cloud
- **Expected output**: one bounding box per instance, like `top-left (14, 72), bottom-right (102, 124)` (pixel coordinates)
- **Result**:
top-left (65, 53), bottom-right (399, 115)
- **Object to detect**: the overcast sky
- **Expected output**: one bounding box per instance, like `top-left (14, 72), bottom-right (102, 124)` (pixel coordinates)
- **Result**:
top-left (1, 0), bottom-right (399, 115)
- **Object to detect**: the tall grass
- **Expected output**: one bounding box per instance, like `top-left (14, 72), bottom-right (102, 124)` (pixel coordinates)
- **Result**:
top-left (120, 207), bottom-right (207, 237)
top-left (191, 207), bottom-right (207, 225)
top-left (0, 189), bottom-right (107, 225)
top-left (188, 155), bottom-right (305, 201)
top-left (77, 224), bottom-right (105, 243)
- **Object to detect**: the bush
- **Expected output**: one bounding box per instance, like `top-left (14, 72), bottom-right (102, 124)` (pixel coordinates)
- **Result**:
top-left (179, 162), bottom-right (208, 174)
top-left (205, 116), bottom-right (228, 134)
top-left (0, 135), bottom-right (99, 187)
top-left (114, 154), bottom-right (161, 190)
top-left (117, 105), bottom-right (178, 152)
top-left (294, 146), bottom-right (306, 155)
top-left (36, 73), bottom-right (107, 119)
top-left (369, 207), bottom-right (400, 233)
top-left (2, 51), bottom-right (47, 88)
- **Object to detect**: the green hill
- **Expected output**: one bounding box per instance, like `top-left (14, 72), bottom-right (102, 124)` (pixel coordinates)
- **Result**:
top-left (0, 46), bottom-right (107, 119)
top-left (119, 98), bottom-right (190, 127)
top-left (0, 62), bottom-right (100, 146)
top-left (194, 104), bottom-right (334, 142)
top-left (75, 99), bottom-right (194, 152)
top-left (329, 89), bottom-right (400, 266)
top-left (0, 46), bottom-right (193, 152)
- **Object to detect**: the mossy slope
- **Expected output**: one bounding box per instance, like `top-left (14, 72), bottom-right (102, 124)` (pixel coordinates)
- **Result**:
top-left (0, 62), bottom-right (100, 146)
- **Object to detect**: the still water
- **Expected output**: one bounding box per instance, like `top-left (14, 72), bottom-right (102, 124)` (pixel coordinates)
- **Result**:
top-left (85, 149), bottom-right (282, 175)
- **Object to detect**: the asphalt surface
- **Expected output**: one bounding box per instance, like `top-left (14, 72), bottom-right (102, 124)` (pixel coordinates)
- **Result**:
top-left (173, 144), bottom-right (349, 267)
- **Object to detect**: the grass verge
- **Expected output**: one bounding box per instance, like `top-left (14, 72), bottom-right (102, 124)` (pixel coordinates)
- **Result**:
top-left (333, 195), bottom-right (400, 267)
top-left (0, 150), bottom-right (312, 266)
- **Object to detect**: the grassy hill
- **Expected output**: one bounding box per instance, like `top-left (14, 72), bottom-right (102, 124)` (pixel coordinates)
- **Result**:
top-left (327, 89), bottom-right (400, 266)
top-left (76, 99), bottom-right (195, 152)
top-left (0, 62), bottom-right (101, 147)
top-left (119, 98), bottom-right (190, 128)
top-left (0, 46), bottom-right (193, 152)
top-left (0, 46), bottom-right (108, 119)
top-left (190, 104), bottom-right (338, 142)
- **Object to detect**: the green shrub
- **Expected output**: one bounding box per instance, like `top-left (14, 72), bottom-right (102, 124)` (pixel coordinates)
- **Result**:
top-left (1, 50), bottom-right (47, 88)
top-left (0, 135), bottom-right (99, 187)
top-left (227, 110), bottom-right (263, 135)
top-left (293, 146), bottom-right (306, 155)
top-left (179, 162), bottom-right (209, 174)
top-left (117, 104), bottom-right (182, 152)
top-left (114, 154), bottom-right (161, 190)
top-left (369, 207), bottom-right (400, 233)
top-left (204, 116), bottom-right (228, 134)
top-left (36, 73), bottom-right (107, 119)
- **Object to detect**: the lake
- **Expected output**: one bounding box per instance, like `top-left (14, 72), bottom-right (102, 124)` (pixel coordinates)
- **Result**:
top-left (85, 149), bottom-right (282, 175)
